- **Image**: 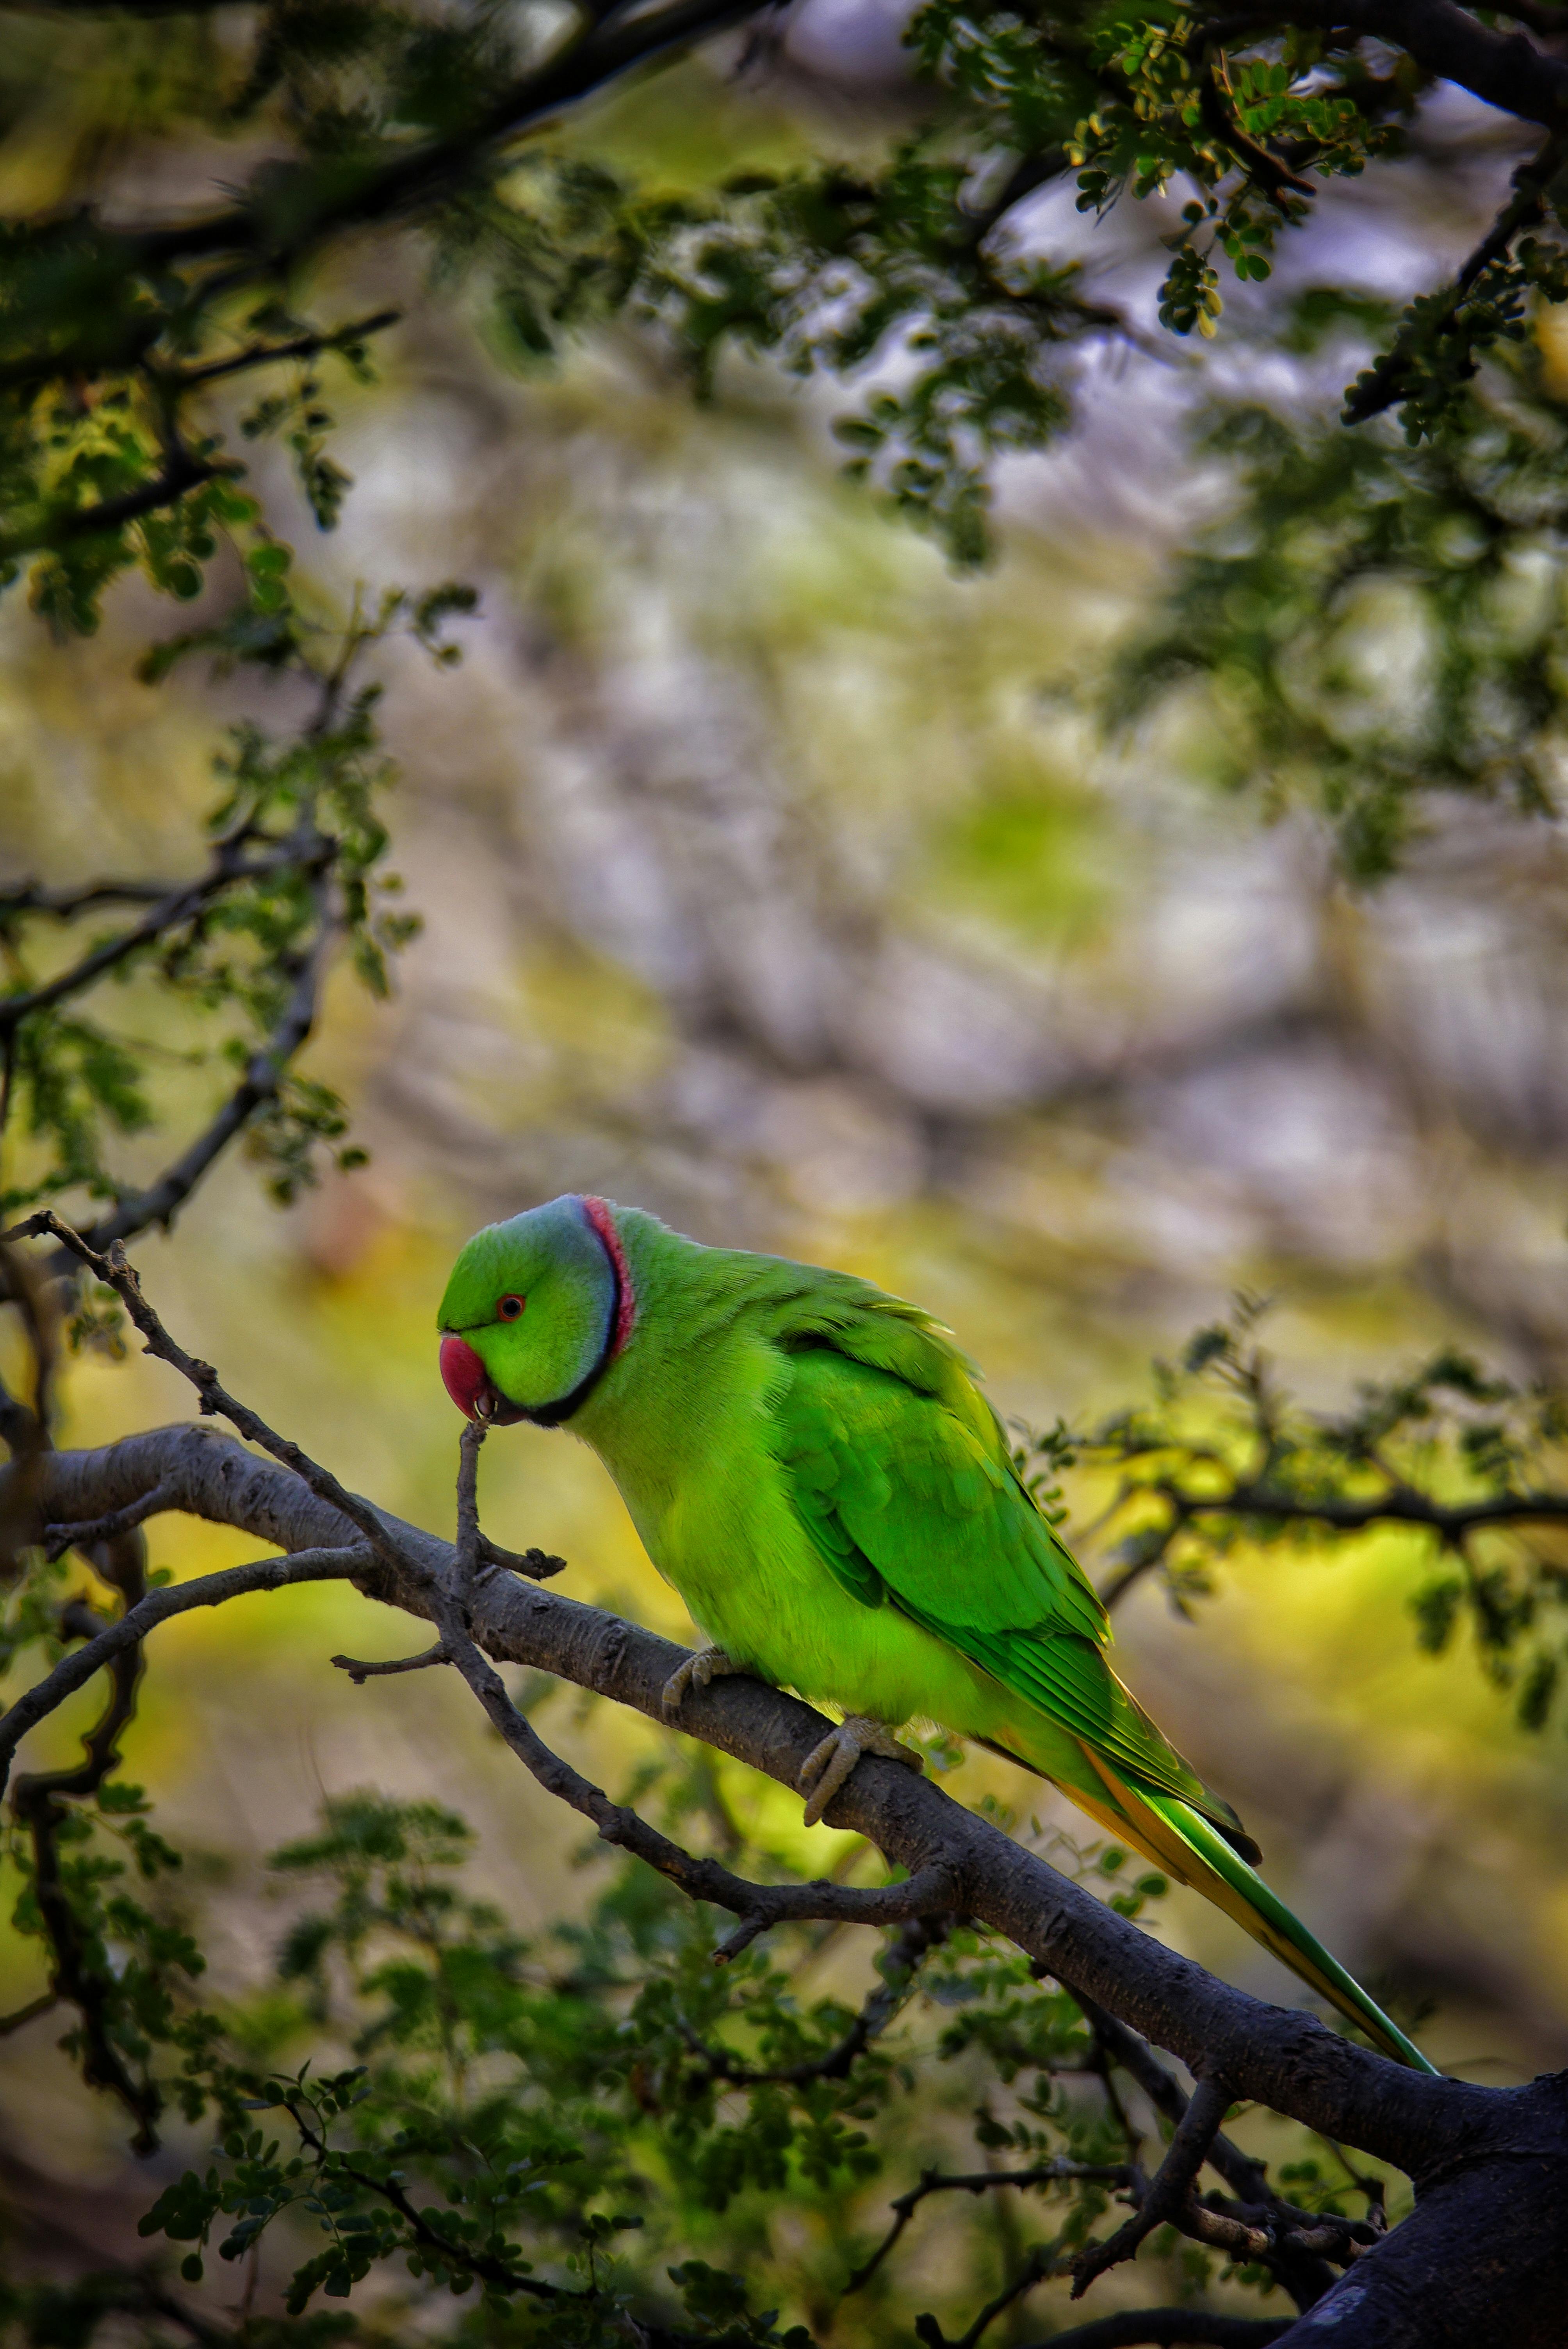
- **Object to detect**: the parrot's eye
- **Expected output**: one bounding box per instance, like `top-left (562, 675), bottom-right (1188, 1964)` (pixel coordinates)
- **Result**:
top-left (496, 1294), bottom-right (526, 1322)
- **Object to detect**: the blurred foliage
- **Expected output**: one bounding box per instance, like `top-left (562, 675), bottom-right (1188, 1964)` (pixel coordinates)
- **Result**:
top-left (2, 0), bottom-right (1568, 867)
top-left (1111, 336), bottom-right (1568, 877)
top-left (0, 580), bottom-right (472, 1238)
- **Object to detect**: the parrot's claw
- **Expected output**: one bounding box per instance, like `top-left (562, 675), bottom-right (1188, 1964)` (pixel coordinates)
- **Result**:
top-left (661, 1645), bottom-right (743, 1721)
top-left (797, 1716), bottom-right (924, 1827)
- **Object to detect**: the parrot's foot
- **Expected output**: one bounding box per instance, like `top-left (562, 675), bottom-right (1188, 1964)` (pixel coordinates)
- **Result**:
top-left (661, 1645), bottom-right (743, 1721)
top-left (798, 1716), bottom-right (924, 1827)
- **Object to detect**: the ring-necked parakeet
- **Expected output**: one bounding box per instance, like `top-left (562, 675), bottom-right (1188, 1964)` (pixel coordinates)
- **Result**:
top-left (438, 1193), bottom-right (1436, 2072)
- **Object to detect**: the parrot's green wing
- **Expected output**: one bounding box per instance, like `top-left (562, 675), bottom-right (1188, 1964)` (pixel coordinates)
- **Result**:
top-left (768, 1329), bottom-right (1241, 1839)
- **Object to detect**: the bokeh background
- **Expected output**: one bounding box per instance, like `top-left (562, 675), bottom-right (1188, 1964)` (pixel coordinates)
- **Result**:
top-left (4, 13), bottom-right (1568, 2326)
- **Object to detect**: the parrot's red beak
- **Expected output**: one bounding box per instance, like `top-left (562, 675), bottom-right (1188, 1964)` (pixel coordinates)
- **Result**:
top-left (440, 1333), bottom-right (493, 1420)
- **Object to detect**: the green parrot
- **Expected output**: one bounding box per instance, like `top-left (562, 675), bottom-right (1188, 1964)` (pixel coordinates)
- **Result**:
top-left (438, 1192), bottom-right (1436, 2073)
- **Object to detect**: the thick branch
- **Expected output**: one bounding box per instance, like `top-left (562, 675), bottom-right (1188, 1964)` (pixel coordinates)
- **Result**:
top-left (1284, 0), bottom-right (1568, 125)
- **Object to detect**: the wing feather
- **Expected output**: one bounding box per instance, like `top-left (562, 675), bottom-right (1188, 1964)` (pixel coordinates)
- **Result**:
top-left (771, 1331), bottom-right (1235, 1830)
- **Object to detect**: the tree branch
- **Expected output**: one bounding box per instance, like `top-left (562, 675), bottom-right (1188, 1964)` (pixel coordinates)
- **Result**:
top-left (393, 1435), bottom-right (966, 1957)
top-left (1098, 1468), bottom-right (1568, 1612)
top-left (1071, 2075), bottom-right (1235, 2296)
top-left (0, 879), bottom-right (186, 920)
top-left (171, 308), bottom-right (400, 389)
top-left (0, 1543), bottom-right (370, 1790)
top-left (279, 2091), bottom-right (574, 2304)
top-left (845, 2158), bottom-right (1134, 2298)
top-left (4, 1239), bottom-right (1567, 2349)
top-left (8, 1526), bottom-right (159, 2146)
top-left (684, 1911), bottom-right (952, 2094)
top-left (0, 836), bottom-right (326, 1035)
top-left (100, 0), bottom-right (763, 271)
top-left (1343, 134), bottom-right (1568, 424)
top-left (0, 448), bottom-right (219, 565)
top-left (4, 1215), bottom-right (416, 1582)
top-left (1276, 0), bottom-right (1568, 127)
top-left (73, 904), bottom-right (334, 1252)
top-left (1067, 1991), bottom-right (1345, 2306)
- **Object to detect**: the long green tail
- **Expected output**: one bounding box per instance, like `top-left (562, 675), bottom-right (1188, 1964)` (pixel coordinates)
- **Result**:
top-left (1080, 1749), bottom-right (1438, 2073)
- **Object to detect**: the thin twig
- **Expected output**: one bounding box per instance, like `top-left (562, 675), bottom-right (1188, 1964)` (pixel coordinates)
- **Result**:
top-left (845, 2160), bottom-right (1131, 2297)
top-left (918, 2239), bottom-right (1064, 2349)
top-left (0, 837), bottom-right (323, 1035)
top-left (280, 2091), bottom-right (570, 2302)
top-left (1098, 1466), bottom-right (1568, 1612)
top-left (417, 1423), bottom-right (963, 1959)
top-left (2, 1212), bottom-right (414, 1582)
top-left (108, 0), bottom-right (764, 269)
top-left (1072, 2075), bottom-right (1235, 2295)
top-left (74, 902), bottom-right (335, 1252)
top-left (43, 1481), bottom-right (176, 1561)
top-left (332, 1642), bottom-right (450, 1682)
top-left (0, 1545), bottom-right (371, 1795)
top-left (0, 1990), bottom-right (57, 2035)
top-left (1344, 131), bottom-right (1568, 423)
top-left (172, 308), bottom-right (400, 388)
top-left (686, 1912), bottom-right (951, 2097)
top-left (454, 1410), bottom-right (488, 1619)
top-left (476, 1531), bottom-right (567, 1581)
top-left (0, 839), bottom-right (307, 960)
top-left (9, 1528), bottom-right (158, 2145)
top-left (1199, 41), bottom-right (1316, 198)
top-left (0, 877), bottom-right (187, 920)
top-left (1065, 1990), bottom-right (1344, 2299)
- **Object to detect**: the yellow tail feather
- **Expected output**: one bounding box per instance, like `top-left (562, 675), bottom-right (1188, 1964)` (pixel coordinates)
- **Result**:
top-left (1077, 1744), bottom-right (1436, 2073)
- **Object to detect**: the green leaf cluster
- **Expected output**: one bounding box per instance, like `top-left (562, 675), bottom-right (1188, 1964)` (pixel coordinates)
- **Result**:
top-left (0, 1765), bottom-right (1348, 2346)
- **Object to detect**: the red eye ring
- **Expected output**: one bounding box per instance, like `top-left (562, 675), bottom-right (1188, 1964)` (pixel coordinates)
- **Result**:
top-left (496, 1294), bottom-right (526, 1322)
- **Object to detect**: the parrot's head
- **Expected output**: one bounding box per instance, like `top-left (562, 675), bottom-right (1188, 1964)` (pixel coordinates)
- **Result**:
top-left (436, 1194), bottom-right (633, 1427)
